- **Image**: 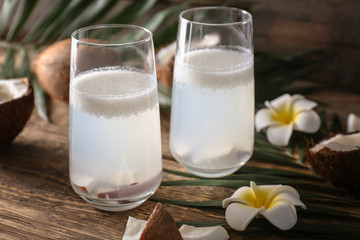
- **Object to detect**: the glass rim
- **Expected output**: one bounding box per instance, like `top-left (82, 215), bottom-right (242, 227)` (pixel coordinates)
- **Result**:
top-left (179, 6), bottom-right (252, 26)
top-left (71, 24), bottom-right (153, 46)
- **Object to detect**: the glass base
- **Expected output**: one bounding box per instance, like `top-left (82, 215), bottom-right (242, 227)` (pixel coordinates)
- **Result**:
top-left (80, 195), bottom-right (150, 211)
top-left (179, 161), bottom-right (245, 178)
top-left (72, 183), bottom-right (157, 212)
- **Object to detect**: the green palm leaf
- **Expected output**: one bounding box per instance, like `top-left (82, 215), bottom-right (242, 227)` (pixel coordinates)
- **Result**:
top-left (36, 0), bottom-right (94, 46)
top-left (22, 0), bottom-right (71, 44)
top-left (0, 0), bottom-right (190, 121)
top-left (0, 47), bottom-right (15, 78)
top-left (61, 0), bottom-right (117, 38)
top-left (144, 2), bottom-right (190, 33)
top-left (5, 0), bottom-right (39, 41)
top-left (32, 77), bottom-right (50, 122)
top-left (0, 0), bottom-right (19, 36)
top-left (107, 0), bottom-right (158, 24)
top-left (16, 48), bottom-right (30, 77)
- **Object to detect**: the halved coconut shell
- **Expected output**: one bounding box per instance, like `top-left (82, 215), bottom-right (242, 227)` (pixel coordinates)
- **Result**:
top-left (0, 78), bottom-right (34, 147)
top-left (305, 132), bottom-right (360, 193)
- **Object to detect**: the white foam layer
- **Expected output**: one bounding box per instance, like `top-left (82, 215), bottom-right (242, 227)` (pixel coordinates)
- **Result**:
top-left (70, 68), bottom-right (158, 118)
top-left (174, 47), bottom-right (254, 90)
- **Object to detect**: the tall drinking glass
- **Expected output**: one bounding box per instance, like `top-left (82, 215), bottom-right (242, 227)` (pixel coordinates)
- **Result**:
top-left (69, 25), bottom-right (162, 211)
top-left (170, 7), bottom-right (254, 178)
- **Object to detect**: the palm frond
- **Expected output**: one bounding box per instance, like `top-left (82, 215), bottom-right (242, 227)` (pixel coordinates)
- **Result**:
top-left (0, 0), bottom-right (188, 121)
top-left (32, 77), bottom-right (50, 122)
top-left (36, 0), bottom-right (94, 46)
top-left (5, 0), bottom-right (38, 41)
top-left (16, 47), bottom-right (30, 77)
top-left (0, 47), bottom-right (15, 78)
top-left (0, 0), bottom-right (19, 36)
top-left (107, 0), bottom-right (158, 25)
top-left (60, 0), bottom-right (117, 38)
top-left (21, 0), bottom-right (71, 44)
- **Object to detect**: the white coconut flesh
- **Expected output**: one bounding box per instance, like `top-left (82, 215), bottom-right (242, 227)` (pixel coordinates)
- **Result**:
top-left (123, 216), bottom-right (147, 240)
top-left (122, 216), bottom-right (229, 240)
top-left (310, 132), bottom-right (360, 152)
top-left (0, 79), bottom-right (28, 104)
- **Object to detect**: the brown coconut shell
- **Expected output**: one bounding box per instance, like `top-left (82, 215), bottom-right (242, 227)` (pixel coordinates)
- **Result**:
top-left (139, 202), bottom-right (183, 240)
top-left (0, 78), bottom-right (34, 147)
top-left (35, 38), bottom-right (123, 102)
top-left (155, 42), bottom-right (176, 88)
top-left (305, 133), bottom-right (360, 193)
top-left (35, 38), bottom-right (71, 102)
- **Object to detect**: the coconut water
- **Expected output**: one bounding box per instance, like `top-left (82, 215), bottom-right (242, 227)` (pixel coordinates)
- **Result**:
top-left (69, 68), bottom-right (162, 205)
top-left (170, 48), bottom-right (254, 177)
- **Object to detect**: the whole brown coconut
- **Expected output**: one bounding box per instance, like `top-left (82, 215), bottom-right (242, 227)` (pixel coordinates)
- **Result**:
top-left (0, 78), bottom-right (34, 147)
top-left (35, 38), bottom-right (71, 102)
top-left (156, 42), bottom-right (176, 88)
top-left (35, 38), bottom-right (124, 102)
top-left (305, 132), bottom-right (360, 193)
top-left (155, 33), bottom-right (221, 88)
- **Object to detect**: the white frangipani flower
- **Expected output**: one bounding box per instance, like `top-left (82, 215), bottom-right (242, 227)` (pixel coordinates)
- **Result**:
top-left (347, 113), bottom-right (360, 132)
top-left (222, 181), bottom-right (306, 231)
top-left (255, 94), bottom-right (321, 146)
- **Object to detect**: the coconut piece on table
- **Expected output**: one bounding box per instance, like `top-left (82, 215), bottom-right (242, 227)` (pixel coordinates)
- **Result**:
top-left (182, 144), bottom-right (237, 168)
top-left (0, 78), bottom-right (34, 147)
top-left (306, 132), bottom-right (360, 193)
top-left (139, 202), bottom-right (183, 240)
top-left (179, 224), bottom-right (229, 240)
top-left (123, 203), bottom-right (182, 240)
top-left (123, 202), bottom-right (230, 240)
top-left (123, 216), bottom-right (147, 240)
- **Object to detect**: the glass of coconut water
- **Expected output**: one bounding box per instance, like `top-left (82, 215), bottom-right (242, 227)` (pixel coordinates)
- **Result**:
top-left (69, 25), bottom-right (162, 211)
top-left (170, 7), bottom-right (254, 178)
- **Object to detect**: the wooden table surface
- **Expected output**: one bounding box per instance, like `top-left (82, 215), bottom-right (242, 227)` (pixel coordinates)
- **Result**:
top-left (0, 85), bottom-right (359, 239)
top-left (0, 0), bottom-right (359, 238)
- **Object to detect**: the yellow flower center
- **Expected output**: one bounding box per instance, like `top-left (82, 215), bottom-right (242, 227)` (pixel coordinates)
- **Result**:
top-left (272, 108), bottom-right (296, 125)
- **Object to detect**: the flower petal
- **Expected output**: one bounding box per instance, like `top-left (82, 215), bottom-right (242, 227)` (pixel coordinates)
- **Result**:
top-left (250, 181), bottom-right (282, 207)
top-left (347, 113), bottom-right (360, 132)
top-left (292, 97), bottom-right (317, 115)
top-left (225, 203), bottom-right (263, 231)
top-left (269, 192), bottom-right (306, 209)
top-left (265, 94), bottom-right (291, 111)
top-left (265, 185), bottom-right (306, 209)
top-left (266, 124), bottom-right (293, 146)
top-left (223, 186), bottom-right (255, 208)
top-left (293, 110), bottom-right (321, 133)
top-left (255, 108), bottom-right (279, 132)
top-left (260, 199), bottom-right (297, 230)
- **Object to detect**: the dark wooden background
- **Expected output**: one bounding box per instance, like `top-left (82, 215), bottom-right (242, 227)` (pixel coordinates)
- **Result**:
top-left (0, 0), bottom-right (359, 239)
